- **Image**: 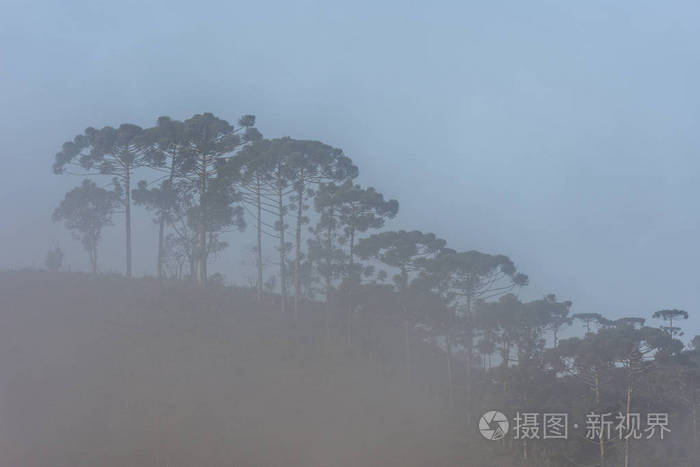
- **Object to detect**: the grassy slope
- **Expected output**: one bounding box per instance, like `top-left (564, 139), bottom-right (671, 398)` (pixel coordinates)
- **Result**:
top-left (0, 271), bottom-right (467, 467)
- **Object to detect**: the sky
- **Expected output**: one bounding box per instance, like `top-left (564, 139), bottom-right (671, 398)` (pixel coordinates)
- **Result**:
top-left (2, 0), bottom-right (699, 335)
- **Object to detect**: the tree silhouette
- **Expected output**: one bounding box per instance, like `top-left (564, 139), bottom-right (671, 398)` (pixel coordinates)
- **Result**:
top-left (178, 113), bottom-right (258, 285)
top-left (334, 181), bottom-right (399, 278)
top-left (309, 182), bottom-right (344, 302)
top-left (355, 230), bottom-right (447, 291)
top-left (52, 180), bottom-right (118, 274)
top-left (222, 139), bottom-right (275, 301)
top-left (53, 123), bottom-right (147, 276)
top-left (572, 312), bottom-right (611, 335)
top-left (132, 116), bottom-right (192, 279)
top-left (416, 250), bottom-right (528, 410)
top-left (653, 308), bottom-right (689, 337)
top-left (258, 138), bottom-right (295, 313)
top-left (45, 245), bottom-right (64, 272)
top-left (283, 138), bottom-right (357, 319)
top-left (540, 294), bottom-right (572, 348)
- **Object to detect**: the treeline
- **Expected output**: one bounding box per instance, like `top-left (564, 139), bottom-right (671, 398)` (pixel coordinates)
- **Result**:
top-left (51, 112), bottom-right (699, 466)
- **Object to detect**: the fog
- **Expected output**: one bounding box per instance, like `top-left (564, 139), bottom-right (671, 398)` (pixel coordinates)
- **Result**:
top-left (1, 2), bottom-right (700, 465)
top-left (3, 1), bottom-right (700, 331)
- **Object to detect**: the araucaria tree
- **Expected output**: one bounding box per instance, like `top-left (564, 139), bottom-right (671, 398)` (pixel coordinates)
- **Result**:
top-left (260, 138), bottom-right (295, 312)
top-left (284, 139), bottom-right (357, 318)
top-left (53, 124), bottom-right (147, 276)
top-left (416, 250), bottom-right (528, 409)
top-left (224, 137), bottom-right (357, 310)
top-left (52, 180), bottom-right (118, 274)
top-left (178, 113), bottom-right (259, 285)
top-left (653, 308), bottom-right (689, 337)
top-left (309, 182), bottom-right (343, 302)
top-left (334, 181), bottom-right (399, 279)
top-left (309, 181), bottom-right (398, 302)
top-left (132, 116), bottom-right (191, 279)
top-left (355, 230), bottom-right (447, 292)
top-left (355, 230), bottom-right (447, 379)
top-left (224, 139), bottom-right (275, 301)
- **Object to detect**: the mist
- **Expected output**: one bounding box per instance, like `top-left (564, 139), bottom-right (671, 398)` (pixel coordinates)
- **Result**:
top-left (2, 1), bottom-right (700, 465)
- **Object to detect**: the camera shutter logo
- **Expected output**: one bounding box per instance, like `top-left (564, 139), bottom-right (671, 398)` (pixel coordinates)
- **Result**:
top-left (479, 411), bottom-right (509, 440)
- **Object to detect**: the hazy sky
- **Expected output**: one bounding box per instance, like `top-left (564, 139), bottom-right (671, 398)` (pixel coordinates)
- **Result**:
top-left (2, 1), bottom-right (699, 334)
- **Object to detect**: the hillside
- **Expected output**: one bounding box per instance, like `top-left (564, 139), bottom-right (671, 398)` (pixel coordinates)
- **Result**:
top-left (0, 271), bottom-right (471, 467)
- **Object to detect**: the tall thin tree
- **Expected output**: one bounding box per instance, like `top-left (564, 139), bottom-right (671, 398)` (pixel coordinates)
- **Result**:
top-left (53, 124), bottom-right (148, 276)
top-left (283, 138), bottom-right (357, 319)
top-left (179, 113), bottom-right (259, 285)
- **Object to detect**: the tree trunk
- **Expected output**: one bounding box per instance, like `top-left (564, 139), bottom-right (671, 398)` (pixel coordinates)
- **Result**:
top-left (404, 313), bottom-right (412, 382)
top-left (157, 162), bottom-right (177, 279)
top-left (199, 154), bottom-right (207, 286)
top-left (348, 209), bottom-right (355, 268)
top-left (624, 379), bottom-right (632, 467)
top-left (294, 182), bottom-right (303, 320)
top-left (446, 329), bottom-right (455, 409)
top-left (345, 215), bottom-right (356, 348)
top-left (465, 295), bottom-right (473, 410)
top-left (278, 182), bottom-right (287, 314)
top-left (157, 213), bottom-right (165, 279)
top-left (501, 340), bottom-right (509, 395)
top-left (256, 176), bottom-right (263, 302)
top-left (325, 205), bottom-right (334, 302)
top-left (595, 372), bottom-right (605, 467)
top-left (323, 205), bottom-right (335, 344)
top-left (692, 394), bottom-right (698, 455)
top-left (90, 245), bottom-right (97, 274)
top-left (125, 167), bottom-right (132, 277)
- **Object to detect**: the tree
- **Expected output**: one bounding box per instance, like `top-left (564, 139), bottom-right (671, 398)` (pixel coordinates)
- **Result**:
top-left (178, 113), bottom-right (258, 285)
top-left (355, 230), bottom-right (447, 291)
top-left (226, 138), bottom-right (357, 311)
top-left (476, 294), bottom-right (555, 394)
top-left (325, 181), bottom-right (399, 342)
top-left (356, 230), bottom-right (447, 379)
top-left (52, 180), bottom-right (118, 274)
top-left (555, 330), bottom-right (621, 467)
top-left (572, 312), bottom-right (611, 335)
top-left (310, 181), bottom-right (399, 299)
top-left (653, 308), bottom-right (689, 337)
top-left (284, 138), bottom-right (357, 319)
top-left (53, 123), bottom-right (148, 276)
top-left (309, 182), bottom-right (344, 303)
top-left (132, 116), bottom-right (191, 279)
top-left (334, 181), bottom-right (399, 277)
top-left (259, 138), bottom-right (295, 313)
top-left (540, 294), bottom-right (572, 348)
top-left (416, 250), bottom-right (528, 410)
top-left (477, 294), bottom-right (554, 460)
top-left (476, 294), bottom-right (522, 389)
top-left (45, 245), bottom-right (64, 272)
top-left (614, 317), bottom-right (646, 330)
top-left (224, 139), bottom-right (275, 301)
top-left (612, 323), bottom-right (663, 467)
